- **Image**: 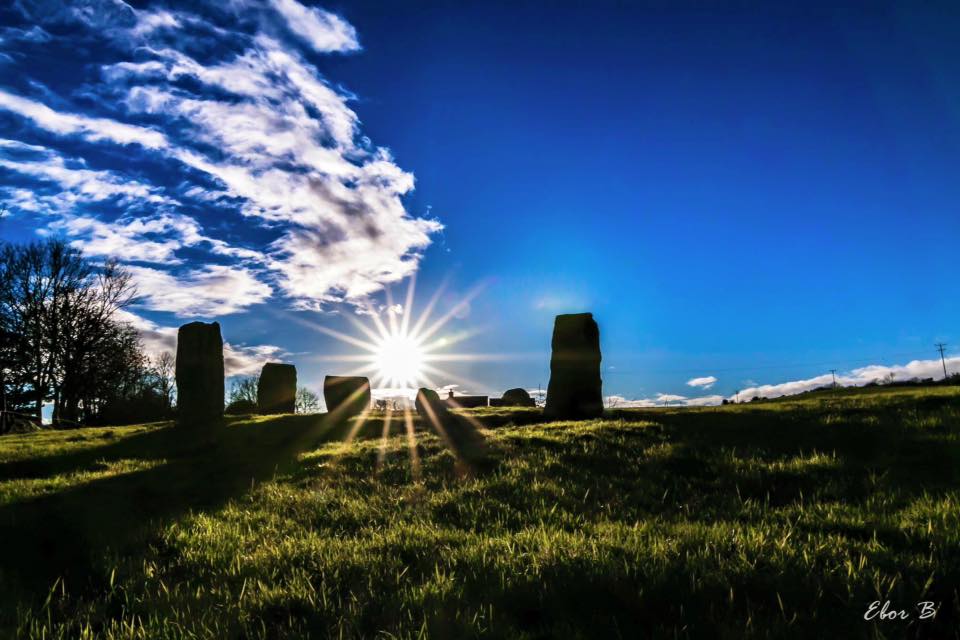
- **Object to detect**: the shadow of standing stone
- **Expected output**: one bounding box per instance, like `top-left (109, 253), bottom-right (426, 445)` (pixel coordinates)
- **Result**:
top-left (258, 363), bottom-right (297, 414)
top-left (544, 313), bottom-right (603, 419)
top-left (175, 322), bottom-right (224, 425)
top-left (323, 376), bottom-right (371, 419)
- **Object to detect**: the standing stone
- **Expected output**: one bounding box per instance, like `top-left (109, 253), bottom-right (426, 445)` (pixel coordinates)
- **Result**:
top-left (500, 388), bottom-right (536, 407)
top-left (415, 388), bottom-right (449, 422)
top-left (258, 363), bottom-right (297, 414)
top-left (175, 321), bottom-right (224, 424)
top-left (323, 376), bottom-right (371, 418)
top-left (544, 313), bottom-right (603, 419)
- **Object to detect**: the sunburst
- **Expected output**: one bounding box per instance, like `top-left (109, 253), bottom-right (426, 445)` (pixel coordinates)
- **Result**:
top-left (299, 274), bottom-right (491, 398)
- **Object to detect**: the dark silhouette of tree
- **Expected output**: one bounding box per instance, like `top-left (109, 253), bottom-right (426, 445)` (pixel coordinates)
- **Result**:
top-left (295, 386), bottom-right (320, 414)
top-left (229, 375), bottom-right (259, 406)
top-left (150, 352), bottom-right (176, 411)
top-left (0, 239), bottom-right (153, 426)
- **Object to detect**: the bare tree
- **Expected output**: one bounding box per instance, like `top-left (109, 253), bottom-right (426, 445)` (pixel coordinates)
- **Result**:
top-left (229, 375), bottom-right (259, 405)
top-left (295, 386), bottom-right (321, 414)
top-left (0, 240), bottom-right (142, 426)
top-left (152, 352), bottom-right (176, 411)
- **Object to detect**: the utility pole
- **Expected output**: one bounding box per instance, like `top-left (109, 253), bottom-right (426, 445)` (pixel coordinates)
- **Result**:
top-left (829, 369), bottom-right (837, 389)
top-left (936, 343), bottom-right (949, 380)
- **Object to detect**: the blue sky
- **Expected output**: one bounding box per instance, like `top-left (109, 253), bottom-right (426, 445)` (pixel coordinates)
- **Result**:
top-left (1, 0), bottom-right (959, 406)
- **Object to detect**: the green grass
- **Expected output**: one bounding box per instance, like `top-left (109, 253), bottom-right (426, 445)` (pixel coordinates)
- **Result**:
top-left (1, 386), bottom-right (959, 638)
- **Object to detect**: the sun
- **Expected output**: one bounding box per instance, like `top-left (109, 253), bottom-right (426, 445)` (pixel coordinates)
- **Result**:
top-left (291, 274), bottom-right (491, 396)
top-left (374, 332), bottom-right (425, 389)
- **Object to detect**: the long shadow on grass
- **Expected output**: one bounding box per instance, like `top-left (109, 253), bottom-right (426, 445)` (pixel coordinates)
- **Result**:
top-left (0, 411), bottom-right (452, 607)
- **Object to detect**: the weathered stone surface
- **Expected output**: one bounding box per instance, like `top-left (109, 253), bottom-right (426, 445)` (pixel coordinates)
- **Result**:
top-left (499, 388), bottom-right (536, 407)
top-left (175, 321), bottom-right (224, 424)
top-left (258, 363), bottom-right (297, 414)
top-left (415, 388), bottom-right (449, 422)
top-left (543, 313), bottom-right (603, 419)
top-left (323, 376), bottom-right (371, 418)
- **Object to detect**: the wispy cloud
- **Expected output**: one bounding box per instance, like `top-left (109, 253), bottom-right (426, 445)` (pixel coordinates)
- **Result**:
top-left (0, 0), bottom-right (442, 323)
top-left (267, 0), bottom-right (360, 53)
top-left (126, 264), bottom-right (272, 317)
top-left (0, 139), bottom-right (172, 211)
top-left (115, 309), bottom-right (283, 376)
top-left (686, 375), bottom-right (717, 389)
top-left (0, 89), bottom-right (168, 148)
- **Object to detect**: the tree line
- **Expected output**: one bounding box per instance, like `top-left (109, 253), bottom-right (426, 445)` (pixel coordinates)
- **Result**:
top-left (0, 239), bottom-right (173, 429)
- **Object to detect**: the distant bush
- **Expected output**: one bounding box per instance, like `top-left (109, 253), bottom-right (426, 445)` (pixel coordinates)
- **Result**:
top-left (91, 387), bottom-right (171, 426)
top-left (225, 399), bottom-right (257, 415)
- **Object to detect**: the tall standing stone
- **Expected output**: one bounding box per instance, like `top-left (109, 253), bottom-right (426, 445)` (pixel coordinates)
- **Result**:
top-left (544, 313), bottom-right (603, 419)
top-left (175, 321), bottom-right (224, 424)
top-left (258, 363), bottom-right (297, 414)
top-left (323, 376), bottom-right (371, 418)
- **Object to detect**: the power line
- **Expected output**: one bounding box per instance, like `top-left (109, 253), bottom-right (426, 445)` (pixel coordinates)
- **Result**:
top-left (936, 343), bottom-right (949, 380)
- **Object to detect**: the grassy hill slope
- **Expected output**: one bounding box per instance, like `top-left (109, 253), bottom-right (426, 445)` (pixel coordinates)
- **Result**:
top-left (1, 386), bottom-right (959, 638)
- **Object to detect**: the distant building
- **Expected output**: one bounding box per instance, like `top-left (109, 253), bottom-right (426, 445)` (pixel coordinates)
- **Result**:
top-left (445, 389), bottom-right (488, 408)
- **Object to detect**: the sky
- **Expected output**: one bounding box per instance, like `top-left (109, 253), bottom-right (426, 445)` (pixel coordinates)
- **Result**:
top-left (1, 0), bottom-right (959, 408)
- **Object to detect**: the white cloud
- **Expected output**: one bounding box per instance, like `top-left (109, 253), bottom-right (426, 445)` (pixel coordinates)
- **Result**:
top-left (686, 375), bottom-right (717, 389)
top-left (1, 2), bottom-right (442, 317)
top-left (683, 395), bottom-right (725, 406)
top-left (268, 0), bottom-right (360, 53)
top-left (604, 393), bottom-right (724, 408)
top-left (0, 25), bottom-right (53, 44)
top-left (223, 342), bottom-right (285, 377)
top-left (45, 212), bottom-right (267, 265)
top-left (0, 139), bottom-right (173, 212)
top-left (129, 9), bottom-right (180, 37)
top-left (0, 89), bottom-right (168, 148)
top-left (734, 356), bottom-right (960, 401)
top-left (114, 309), bottom-right (283, 376)
top-left (656, 393), bottom-right (687, 404)
top-left (50, 215), bottom-right (193, 263)
top-left (127, 264), bottom-right (272, 317)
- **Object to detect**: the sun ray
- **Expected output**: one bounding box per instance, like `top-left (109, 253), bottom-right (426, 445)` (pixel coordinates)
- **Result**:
top-left (282, 313), bottom-right (379, 352)
top-left (418, 396), bottom-right (467, 475)
top-left (423, 352), bottom-right (537, 363)
top-left (345, 312), bottom-right (386, 346)
top-left (417, 281), bottom-right (487, 344)
top-left (402, 405), bottom-right (421, 482)
top-left (304, 354), bottom-right (377, 363)
top-left (408, 275), bottom-right (449, 340)
top-left (401, 272), bottom-right (416, 338)
top-left (376, 407), bottom-right (394, 473)
top-left (420, 362), bottom-right (488, 398)
top-left (419, 326), bottom-right (488, 353)
top-left (444, 398), bottom-right (496, 438)
top-left (343, 404), bottom-right (374, 446)
top-left (385, 284), bottom-right (400, 337)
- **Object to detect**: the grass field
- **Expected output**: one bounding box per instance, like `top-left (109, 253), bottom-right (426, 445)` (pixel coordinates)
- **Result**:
top-left (1, 386), bottom-right (959, 638)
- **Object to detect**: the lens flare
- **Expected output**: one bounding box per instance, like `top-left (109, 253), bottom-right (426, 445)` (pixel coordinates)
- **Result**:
top-left (374, 333), bottom-right (425, 388)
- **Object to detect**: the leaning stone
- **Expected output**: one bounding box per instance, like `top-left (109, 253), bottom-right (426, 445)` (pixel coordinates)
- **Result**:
top-left (258, 363), bottom-right (297, 414)
top-left (175, 321), bottom-right (224, 425)
top-left (415, 388), bottom-right (449, 422)
top-left (543, 313), bottom-right (603, 419)
top-left (323, 376), bottom-right (371, 418)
